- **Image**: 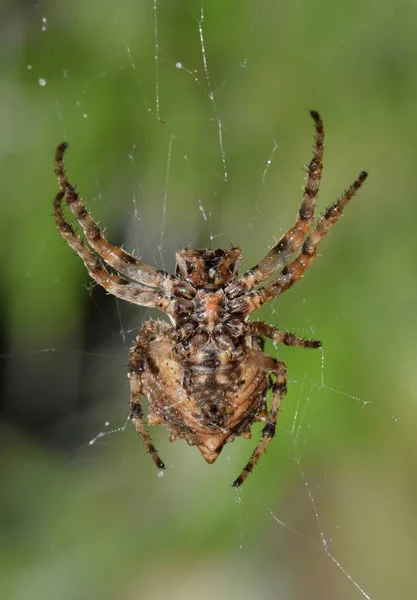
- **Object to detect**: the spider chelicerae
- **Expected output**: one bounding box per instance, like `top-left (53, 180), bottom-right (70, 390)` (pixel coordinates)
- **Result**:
top-left (54, 111), bottom-right (367, 487)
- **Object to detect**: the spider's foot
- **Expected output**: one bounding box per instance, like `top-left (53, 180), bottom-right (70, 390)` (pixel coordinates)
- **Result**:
top-left (155, 458), bottom-right (166, 470)
top-left (55, 142), bottom-right (69, 164)
top-left (306, 339), bottom-right (322, 349)
top-left (232, 476), bottom-right (244, 488)
top-left (232, 468), bottom-right (250, 488)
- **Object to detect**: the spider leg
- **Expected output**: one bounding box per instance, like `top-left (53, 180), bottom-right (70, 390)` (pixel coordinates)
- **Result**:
top-left (55, 143), bottom-right (177, 291)
top-left (129, 321), bottom-right (169, 471)
top-left (254, 170), bottom-right (368, 307)
top-left (249, 322), bottom-right (321, 349)
top-left (230, 170), bottom-right (368, 315)
top-left (232, 358), bottom-right (286, 487)
top-left (54, 191), bottom-right (172, 311)
top-left (228, 111), bottom-right (324, 297)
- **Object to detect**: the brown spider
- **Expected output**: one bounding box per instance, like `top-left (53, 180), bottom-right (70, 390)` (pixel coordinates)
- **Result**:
top-left (53, 111), bottom-right (367, 487)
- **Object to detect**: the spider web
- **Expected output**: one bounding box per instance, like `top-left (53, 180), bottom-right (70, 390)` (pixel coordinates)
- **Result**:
top-left (1, 1), bottom-right (416, 599)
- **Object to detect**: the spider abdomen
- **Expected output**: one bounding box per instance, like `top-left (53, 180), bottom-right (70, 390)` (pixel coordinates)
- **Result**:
top-left (142, 334), bottom-right (268, 463)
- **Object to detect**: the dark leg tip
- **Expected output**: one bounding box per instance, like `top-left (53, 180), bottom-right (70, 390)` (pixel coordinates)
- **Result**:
top-left (309, 110), bottom-right (320, 121)
top-left (232, 478), bottom-right (241, 488)
top-left (359, 171), bottom-right (368, 181)
top-left (55, 142), bottom-right (69, 164)
top-left (157, 460), bottom-right (166, 470)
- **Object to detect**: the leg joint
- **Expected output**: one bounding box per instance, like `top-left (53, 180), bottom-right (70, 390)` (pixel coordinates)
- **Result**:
top-left (130, 404), bottom-right (144, 420)
top-left (263, 422), bottom-right (276, 438)
top-left (273, 382), bottom-right (287, 395)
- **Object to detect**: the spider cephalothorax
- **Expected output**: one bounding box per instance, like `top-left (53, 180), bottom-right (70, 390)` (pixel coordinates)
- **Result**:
top-left (53, 111), bottom-right (367, 487)
top-left (175, 248), bottom-right (242, 289)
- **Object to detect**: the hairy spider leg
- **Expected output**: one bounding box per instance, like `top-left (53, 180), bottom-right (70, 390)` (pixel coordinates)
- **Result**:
top-left (55, 143), bottom-right (176, 292)
top-left (128, 322), bottom-right (170, 471)
top-left (252, 170), bottom-right (368, 308)
top-left (232, 359), bottom-right (287, 487)
top-left (229, 170), bottom-right (368, 316)
top-left (54, 191), bottom-right (170, 309)
top-left (249, 321), bottom-right (321, 349)
top-left (228, 110), bottom-right (324, 298)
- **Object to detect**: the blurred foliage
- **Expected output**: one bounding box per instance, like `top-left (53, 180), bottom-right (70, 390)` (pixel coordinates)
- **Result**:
top-left (1, 0), bottom-right (417, 599)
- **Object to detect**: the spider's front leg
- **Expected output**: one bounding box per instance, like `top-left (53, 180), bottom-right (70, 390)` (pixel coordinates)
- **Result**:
top-left (232, 357), bottom-right (287, 488)
top-left (129, 321), bottom-right (169, 472)
top-left (249, 170), bottom-right (368, 309)
top-left (249, 321), bottom-right (321, 349)
top-left (228, 111), bottom-right (325, 297)
top-left (54, 143), bottom-right (177, 292)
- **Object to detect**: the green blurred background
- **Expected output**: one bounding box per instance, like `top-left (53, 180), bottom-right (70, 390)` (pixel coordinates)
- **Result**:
top-left (1, 1), bottom-right (417, 598)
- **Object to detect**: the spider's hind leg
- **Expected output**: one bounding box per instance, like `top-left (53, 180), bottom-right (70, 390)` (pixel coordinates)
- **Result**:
top-left (232, 358), bottom-right (287, 487)
top-left (129, 323), bottom-right (168, 471)
top-left (129, 402), bottom-right (165, 470)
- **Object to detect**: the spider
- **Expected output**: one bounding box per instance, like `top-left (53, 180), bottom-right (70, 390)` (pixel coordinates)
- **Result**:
top-left (54, 111), bottom-right (367, 487)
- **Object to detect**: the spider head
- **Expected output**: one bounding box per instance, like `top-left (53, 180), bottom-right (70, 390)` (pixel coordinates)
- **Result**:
top-left (176, 248), bottom-right (242, 289)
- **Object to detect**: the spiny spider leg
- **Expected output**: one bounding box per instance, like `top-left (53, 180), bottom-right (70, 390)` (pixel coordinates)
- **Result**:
top-left (128, 322), bottom-right (170, 471)
top-left (232, 323), bottom-right (320, 487)
top-left (248, 322), bottom-right (321, 349)
top-left (230, 170), bottom-right (368, 316)
top-left (229, 111), bottom-right (324, 298)
top-left (253, 170), bottom-right (368, 308)
top-left (54, 191), bottom-right (171, 311)
top-left (55, 143), bottom-right (176, 291)
top-left (232, 359), bottom-right (287, 487)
